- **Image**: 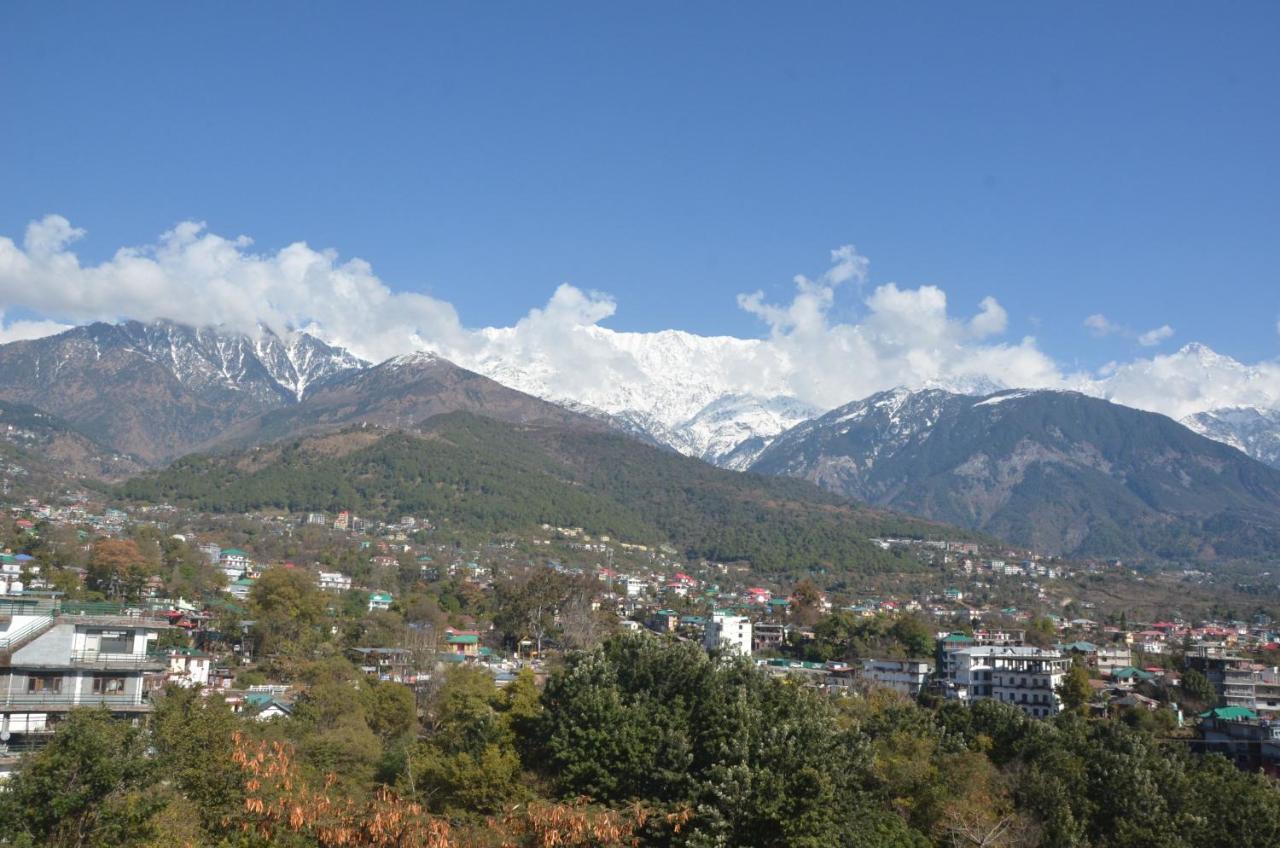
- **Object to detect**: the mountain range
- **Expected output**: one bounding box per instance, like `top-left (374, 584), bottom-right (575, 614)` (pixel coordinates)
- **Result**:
top-left (2, 319), bottom-right (1280, 563)
top-left (750, 388), bottom-right (1280, 559)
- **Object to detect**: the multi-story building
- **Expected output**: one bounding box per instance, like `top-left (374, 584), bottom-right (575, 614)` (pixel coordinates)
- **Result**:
top-left (1222, 665), bottom-right (1280, 715)
top-left (936, 629), bottom-right (1026, 681)
top-left (704, 612), bottom-right (752, 656)
top-left (943, 645), bottom-right (1068, 719)
top-left (1, 600), bottom-right (167, 778)
top-left (752, 622), bottom-right (786, 655)
top-left (860, 658), bottom-right (933, 697)
top-left (316, 571), bottom-right (352, 592)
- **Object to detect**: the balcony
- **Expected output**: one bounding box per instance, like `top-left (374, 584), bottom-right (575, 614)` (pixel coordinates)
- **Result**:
top-left (69, 650), bottom-right (165, 670)
top-left (0, 691), bottom-right (152, 711)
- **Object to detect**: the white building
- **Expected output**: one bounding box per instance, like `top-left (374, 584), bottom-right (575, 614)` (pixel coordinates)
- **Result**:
top-left (860, 658), bottom-right (933, 697)
top-left (945, 646), bottom-right (1068, 719)
top-left (704, 612), bottom-right (752, 657)
top-left (316, 571), bottom-right (352, 592)
top-left (166, 649), bottom-right (212, 688)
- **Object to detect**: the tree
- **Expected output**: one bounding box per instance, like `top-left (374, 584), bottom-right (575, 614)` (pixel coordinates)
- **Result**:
top-left (404, 665), bottom-right (526, 817)
top-left (150, 686), bottom-right (245, 836)
top-left (493, 567), bottom-right (574, 655)
top-left (249, 565), bottom-right (327, 656)
top-left (1056, 662), bottom-right (1092, 715)
top-left (1181, 668), bottom-right (1217, 707)
top-left (87, 539), bottom-right (153, 599)
top-left (890, 614), bottom-right (934, 658)
top-left (0, 709), bottom-right (163, 848)
top-left (791, 578), bottom-right (825, 627)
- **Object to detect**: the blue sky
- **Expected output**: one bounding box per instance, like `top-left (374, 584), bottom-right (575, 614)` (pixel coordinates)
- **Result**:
top-left (1, 2), bottom-right (1277, 370)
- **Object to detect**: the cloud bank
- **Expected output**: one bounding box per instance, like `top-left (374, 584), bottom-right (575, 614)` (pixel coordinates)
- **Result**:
top-left (1, 215), bottom-right (1276, 426)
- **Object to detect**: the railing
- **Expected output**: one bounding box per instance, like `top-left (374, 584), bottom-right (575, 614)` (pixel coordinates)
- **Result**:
top-left (0, 736), bottom-right (53, 757)
top-left (0, 691), bottom-right (151, 709)
top-left (0, 616), bottom-right (55, 652)
top-left (69, 650), bottom-right (165, 669)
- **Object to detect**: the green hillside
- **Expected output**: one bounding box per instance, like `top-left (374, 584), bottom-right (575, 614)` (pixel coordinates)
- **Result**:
top-left (120, 412), bottom-right (974, 579)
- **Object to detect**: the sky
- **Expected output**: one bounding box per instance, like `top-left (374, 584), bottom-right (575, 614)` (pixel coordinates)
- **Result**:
top-left (1, 2), bottom-right (1278, 401)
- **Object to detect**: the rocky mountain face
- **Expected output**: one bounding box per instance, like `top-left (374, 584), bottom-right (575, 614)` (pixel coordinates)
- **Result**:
top-left (1182, 407), bottom-right (1280, 470)
top-left (0, 321), bottom-right (366, 463)
top-left (0, 399), bottom-right (142, 486)
top-left (750, 388), bottom-right (1280, 560)
top-left (207, 351), bottom-right (610, 451)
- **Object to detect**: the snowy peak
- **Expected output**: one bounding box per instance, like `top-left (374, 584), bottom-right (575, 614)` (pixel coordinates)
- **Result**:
top-left (95, 320), bottom-right (367, 402)
top-left (1182, 407), bottom-right (1280, 469)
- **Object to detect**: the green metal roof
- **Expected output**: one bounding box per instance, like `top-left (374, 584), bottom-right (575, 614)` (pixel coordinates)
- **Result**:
top-left (1199, 706), bottom-right (1258, 721)
top-left (446, 633), bottom-right (479, 644)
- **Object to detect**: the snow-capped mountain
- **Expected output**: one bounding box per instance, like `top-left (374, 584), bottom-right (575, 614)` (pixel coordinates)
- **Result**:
top-left (0, 320), bottom-right (366, 462)
top-left (463, 326), bottom-right (816, 464)
top-left (1084, 343), bottom-right (1280, 469)
top-left (1181, 407), bottom-right (1280, 469)
top-left (750, 387), bottom-right (1280, 559)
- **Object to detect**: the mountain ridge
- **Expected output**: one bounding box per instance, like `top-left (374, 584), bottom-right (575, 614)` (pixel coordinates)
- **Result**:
top-left (749, 387), bottom-right (1280, 560)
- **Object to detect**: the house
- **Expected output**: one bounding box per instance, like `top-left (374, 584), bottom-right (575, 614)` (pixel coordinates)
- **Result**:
top-left (752, 622), bottom-right (785, 654)
top-left (218, 548), bottom-right (252, 581)
top-left (0, 600), bottom-right (167, 778)
top-left (316, 571), bottom-right (352, 592)
top-left (444, 628), bottom-right (481, 657)
top-left (704, 612), bottom-right (752, 656)
top-left (227, 577), bottom-right (256, 602)
top-left (349, 647), bottom-right (414, 681)
top-left (367, 592), bottom-right (393, 612)
top-left (166, 647), bottom-right (212, 688)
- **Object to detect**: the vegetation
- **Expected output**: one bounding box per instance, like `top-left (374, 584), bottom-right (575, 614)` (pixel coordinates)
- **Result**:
top-left (120, 413), bottom-right (970, 579)
top-left (4, 635), bottom-right (1279, 848)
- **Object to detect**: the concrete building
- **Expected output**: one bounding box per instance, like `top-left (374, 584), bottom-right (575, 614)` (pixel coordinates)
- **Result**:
top-left (944, 645), bottom-right (1068, 719)
top-left (316, 571), bottom-right (352, 592)
top-left (1, 601), bottom-right (167, 777)
top-left (704, 612), bottom-right (752, 656)
top-left (860, 658), bottom-right (933, 697)
top-left (1223, 665), bottom-right (1280, 715)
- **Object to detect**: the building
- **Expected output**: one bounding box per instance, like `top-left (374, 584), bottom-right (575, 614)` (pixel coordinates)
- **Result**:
top-left (860, 658), bottom-right (933, 697)
top-left (444, 628), bottom-right (481, 657)
top-left (936, 629), bottom-right (1026, 681)
top-left (944, 645), bottom-right (1068, 718)
top-left (218, 548), bottom-right (252, 581)
top-left (752, 622), bottom-right (786, 654)
top-left (1195, 706), bottom-right (1280, 776)
top-left (1223, 665), bottom-right (1280, 715)
top-left (165, 647), bottom-right (211, 688)
top-left (704, 612), bottom-right (752, 656)
top-left (316, 571), bottom-right (352, 592)
top-left (0, 600), bottom-right (167, 778)
top-left (367, 592), bottom-right (393, 612)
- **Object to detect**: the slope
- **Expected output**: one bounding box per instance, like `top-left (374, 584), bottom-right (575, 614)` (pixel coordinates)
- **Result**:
top-left (751, 388), bottom-right (1280, 561)
top-left (120, 412), bottom-right (975, 581)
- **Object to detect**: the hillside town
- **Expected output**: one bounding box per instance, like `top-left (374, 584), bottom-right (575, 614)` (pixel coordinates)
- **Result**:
top-left (4, 490), bottom-right (1279, 783)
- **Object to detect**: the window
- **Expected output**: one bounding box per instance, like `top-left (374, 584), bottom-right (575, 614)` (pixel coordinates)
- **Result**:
top-left (96, 630), bottom-right (131, 654)
top-left (27, 675), bottom-right (62, 693)
top-left (92, 676), bottom-right (126, 695)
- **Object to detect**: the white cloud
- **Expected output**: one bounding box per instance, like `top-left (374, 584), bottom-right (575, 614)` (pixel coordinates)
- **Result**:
top-left (0, 314), bottom-right (74, 344)
top-left (1137, 324), bottom-right (1174, 347)
top-left (1084, 313), bottom-right (1174, 348)
top-left (1084, 313), bottom-right (1121, 336)
top-left (0, 215), bottom-right (468, 363)
top-left (0, 215), bottom-right (1274, 431)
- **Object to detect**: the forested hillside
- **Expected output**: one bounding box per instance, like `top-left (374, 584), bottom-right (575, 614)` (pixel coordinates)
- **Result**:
top-left (121, 412), bottom-right (973, 580)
